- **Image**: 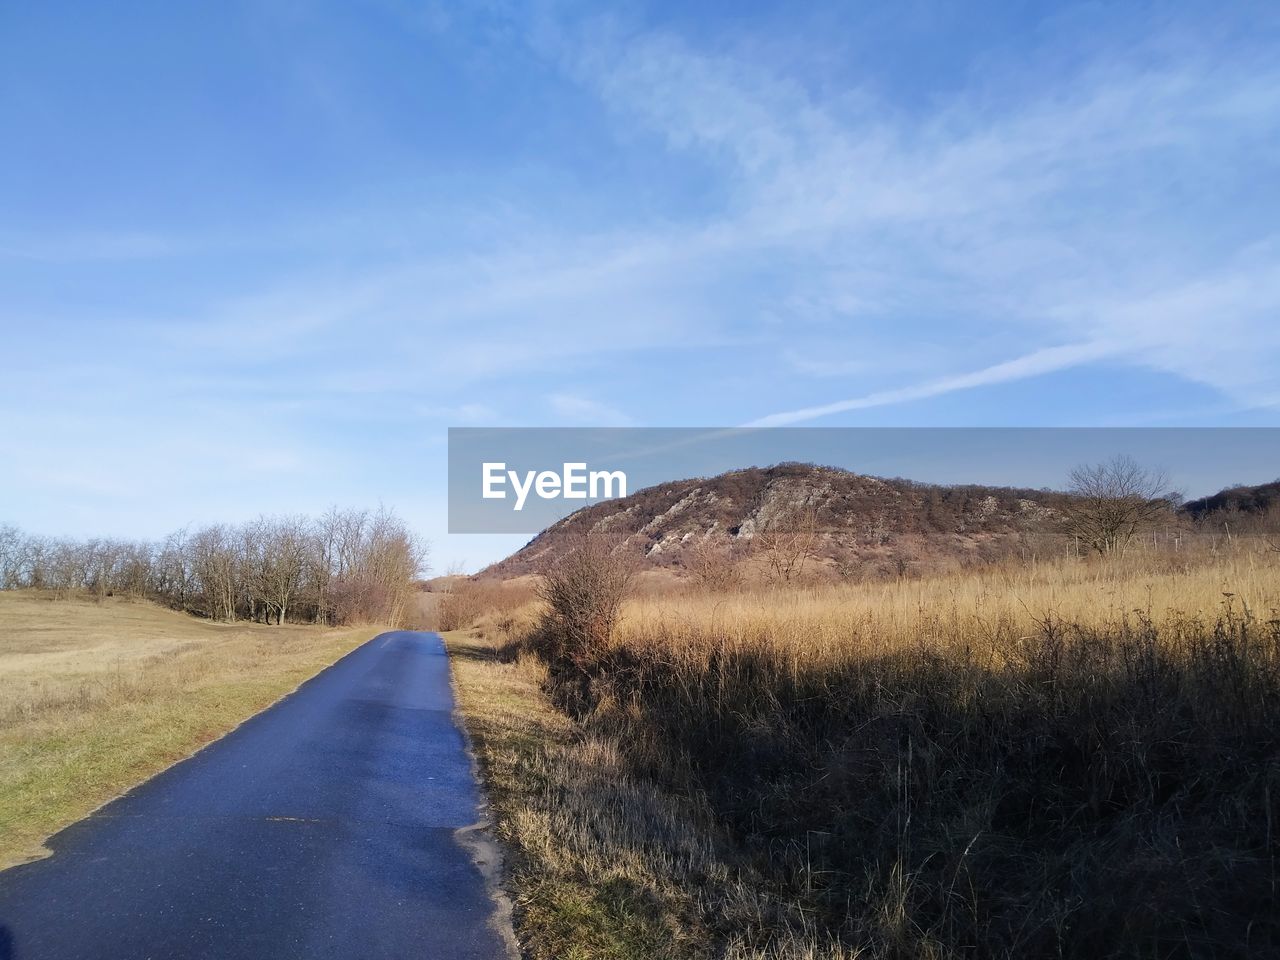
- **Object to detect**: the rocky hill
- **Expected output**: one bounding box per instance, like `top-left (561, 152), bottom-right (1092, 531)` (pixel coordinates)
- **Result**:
top-left (483, 463), bottom-right (1078, 580)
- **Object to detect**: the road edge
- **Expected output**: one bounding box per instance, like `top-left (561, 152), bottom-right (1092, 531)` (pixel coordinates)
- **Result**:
top-left (440, 631), bottom-right (523, 960)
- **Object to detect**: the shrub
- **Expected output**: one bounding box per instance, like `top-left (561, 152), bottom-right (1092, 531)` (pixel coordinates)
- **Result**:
top-left (532, 536), bottom-right (636, 712)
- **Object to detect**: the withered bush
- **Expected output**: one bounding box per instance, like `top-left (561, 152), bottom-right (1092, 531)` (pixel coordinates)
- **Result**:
top-left (532, 536), bottom-right (637, 713)
top-left (685, 538), bottom-right (746, 592)
top-left (434, 577), bottom-right (537, 634)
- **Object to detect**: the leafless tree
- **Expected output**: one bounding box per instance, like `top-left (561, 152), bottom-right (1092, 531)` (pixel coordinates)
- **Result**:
top-left (323, 507), bottom-right (426, 625)
top-left (152, 529), bottom-right (192, 608)
top-left (1064, 455), bottom-right (1179, 555)
top-left (244, 516), bottom-right (311, 625)
top-left (83, 539), bottom-right (126, 601)
top-left (115, 540), bottom-right (153, 598)
top-left (686, 537), bottom-right (743, 591)
top-left (0, 508), bottom-right (427, 627)
top-left (312, 508), bottom-right (346, 624)
top-left (189, 525), bottom-right (240, 622)
top-left (363, 508), bottom-right (425, 626)
top-left (20, 536), bottom-right (50, 589)
top-left (0, 524), bottom-right (23, 590)
top-left (755, 506), bottom-right (820, 584)
top-left (48, 538), bottom-right (90, 597)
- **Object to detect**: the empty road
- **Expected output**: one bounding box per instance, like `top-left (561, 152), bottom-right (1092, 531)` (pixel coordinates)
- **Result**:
top-left (0, 631), bottom-right (514, 960)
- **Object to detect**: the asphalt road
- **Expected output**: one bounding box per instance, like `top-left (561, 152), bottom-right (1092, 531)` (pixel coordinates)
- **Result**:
top-left (0, 631), bottom-right (515, 960)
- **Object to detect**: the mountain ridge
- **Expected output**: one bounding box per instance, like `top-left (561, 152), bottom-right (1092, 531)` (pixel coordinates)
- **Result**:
top-left (483, 462), bottom-right (1080, 579)
top-left (481, 465), bottom-right (1280, 581)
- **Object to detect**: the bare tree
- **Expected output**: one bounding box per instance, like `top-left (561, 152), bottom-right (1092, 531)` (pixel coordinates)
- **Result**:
top-left (755, 506), bottom-right (820, 584)
top-left (189, 525), bottom-right (240, 622)
top-left (83, 539), bottom-right (126, 601)
top-left (48, 539), bottom-right (90, 597)
top-left (152, 529), bottom-right (192, 608)
top-left (115, 540), bottom-right (153, 598)
top-left (1064, 455), bottom-right (1178, 555)
top-left (0, 524), bottom-right (23, 590)
top-left (245, 516), bottom-right (311, 625)
top-left (0, 509), bottom-right (427, 627)
top-left (363, 508), bottom-right (426, 626)
top-left (686, 536), bottom-right (743, 591)
top-left (21, 535), bottom-right (50, 589)
top-left (312, 508), bottom-right (347, 624)
top-left (323, 507), bottom-right (426, 625)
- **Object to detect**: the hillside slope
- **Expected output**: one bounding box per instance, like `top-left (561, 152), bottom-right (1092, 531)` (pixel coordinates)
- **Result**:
top-left (485, 463), bottom-right (1075, 579)
top-left (1183, 478), bottom-right (1280, 518)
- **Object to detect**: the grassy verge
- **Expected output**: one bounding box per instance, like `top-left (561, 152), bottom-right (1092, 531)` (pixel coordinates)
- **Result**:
top-left (0, 593), bottom-right (372, 867)
top-left (445, 629), bottom-right (735, 960)
top-left (447, 623), bottom-right (864, 960)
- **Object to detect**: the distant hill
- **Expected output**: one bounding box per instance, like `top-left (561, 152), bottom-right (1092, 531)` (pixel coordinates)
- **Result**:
top-left (1182, 479), bottom-right (1280, 518)
top-left (483, 463), bottom-right (1078, 580)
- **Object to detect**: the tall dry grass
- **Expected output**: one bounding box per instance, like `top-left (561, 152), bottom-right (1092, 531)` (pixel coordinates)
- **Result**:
top-left (614, 546), bottom-right (1278, 661)
top-left (485, 544), bottom-right (1280, 958)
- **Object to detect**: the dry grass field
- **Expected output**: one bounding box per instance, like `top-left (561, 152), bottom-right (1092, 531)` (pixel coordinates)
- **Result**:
top-left (448, 545), bottom-right (1280, 959)
top-left (0, 592), bottom-right (371, 867)
top-left (611, 548), bottom-right (1278, 660)
top-left (448, 628), bottom-right (735, 960)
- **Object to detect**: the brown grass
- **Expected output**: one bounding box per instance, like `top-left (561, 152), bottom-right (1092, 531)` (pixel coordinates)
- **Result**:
top-left (0, 592), bottom-right (371, 867)
top-left (451, 545), bottom-right (1280, 959)
top-left (447, 628), bottom-right (843, 960)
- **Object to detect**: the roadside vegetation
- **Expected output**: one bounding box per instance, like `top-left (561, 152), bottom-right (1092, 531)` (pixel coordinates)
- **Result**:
top-left (0, 507), bottom-right (425, 626)
top-left (0, 592), bottom-right (373, 866)
top-left (444, 493), bottom-right (1280, 958)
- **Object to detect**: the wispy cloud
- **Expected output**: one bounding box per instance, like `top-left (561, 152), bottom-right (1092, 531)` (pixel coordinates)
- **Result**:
top-left (78, 12), bottom-right (1277, 429)
top-left (542, 16), bottom-right (1280, 419)
top-left (745, 341), bottom-right (1117, 427)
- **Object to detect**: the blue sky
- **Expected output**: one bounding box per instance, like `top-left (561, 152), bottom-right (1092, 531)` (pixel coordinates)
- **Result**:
top-left (2, 1), bottom-right (1278, 571)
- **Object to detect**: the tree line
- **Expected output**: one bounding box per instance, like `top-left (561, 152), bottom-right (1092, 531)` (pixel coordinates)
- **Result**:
top-left (0, 508), bottom-right (427, 626)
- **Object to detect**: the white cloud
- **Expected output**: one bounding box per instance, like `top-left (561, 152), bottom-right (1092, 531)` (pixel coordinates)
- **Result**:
top-left (546, 18), bottom-right (1280, 420)
top-left (746, 341), bottom-right (1117, 427)
top-left (113, 14), bottom-right (1278, 427)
